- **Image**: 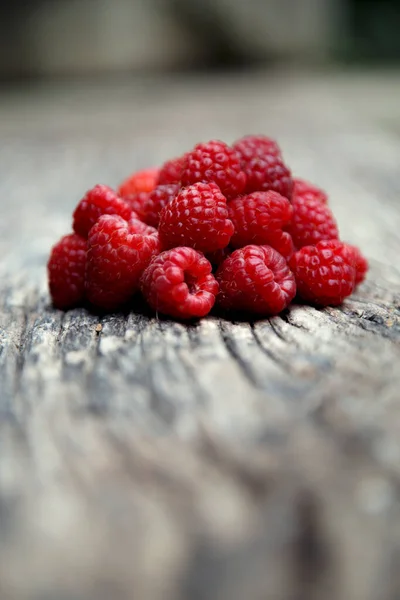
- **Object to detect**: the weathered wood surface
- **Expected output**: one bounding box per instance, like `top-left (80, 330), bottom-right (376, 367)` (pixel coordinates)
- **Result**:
top-left (1, 71), bottom-right (400, 600)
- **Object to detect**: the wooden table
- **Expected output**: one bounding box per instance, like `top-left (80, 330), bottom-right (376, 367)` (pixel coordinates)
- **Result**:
top-left (1, 70), bottom-right (400, 600)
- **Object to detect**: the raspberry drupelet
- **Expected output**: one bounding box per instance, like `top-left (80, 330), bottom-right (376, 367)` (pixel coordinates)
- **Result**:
top-left (48, 233), bottom-right (87, 309)
top-left (181, 140), bottom-right (246, 199)
top-left (216, 245), bottom-right (296, 315)
top-left (73, 184), bottom-right (133, 239)
top-left (86, 215), bottom-right (160, 310)
top-left (158, 182), bottom-right (234, 253)
top-left (290, 240), bottom-right (356, 306)
top-left (140, 247), bottom-right (219, 319)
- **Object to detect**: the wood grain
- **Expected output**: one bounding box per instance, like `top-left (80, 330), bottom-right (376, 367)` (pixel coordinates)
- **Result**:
top-left (1, 71), bottom-right (400, 600)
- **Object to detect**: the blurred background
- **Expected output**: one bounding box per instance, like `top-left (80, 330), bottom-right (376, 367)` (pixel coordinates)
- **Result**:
top-left (0, 0), bottom-right (400, 79)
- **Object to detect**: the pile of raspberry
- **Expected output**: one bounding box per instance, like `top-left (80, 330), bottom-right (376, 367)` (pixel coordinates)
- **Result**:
top-left (48, 136), bottom-right (368, 319)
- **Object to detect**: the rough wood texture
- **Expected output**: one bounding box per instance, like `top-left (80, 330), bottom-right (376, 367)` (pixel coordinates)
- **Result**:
top-left (1, 71), bottom-right (400, 600)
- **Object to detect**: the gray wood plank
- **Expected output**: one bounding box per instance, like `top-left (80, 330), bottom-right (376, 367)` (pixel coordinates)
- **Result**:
top-left (1, 72), bottom-right (400, 600)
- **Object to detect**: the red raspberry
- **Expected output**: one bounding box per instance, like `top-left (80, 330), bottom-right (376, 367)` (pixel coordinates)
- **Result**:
top-left (158, 155), bottom-right (187, 185)
top-left (86, 215), bottom-right (160, 310)
top-left (181, 140), bottom-right (246, 199)
top-left (73, 184), bottom-right (132, 239)
top-left (140, 247), bottom-right (218, 319)
top-left (286, 194), bottom-right (338, 249)
top-left (343, 244), bottom-right (369, 286)
top-left (216, 245), bottom-right (296, 315)
top-left (47, 233), bottom-right (86, 309)
top-left (118, 167), bottom-right (159, 197)
top-left (242, 153), bottom-right (293, 199)
top-left (158, 182), bottom-right (234, 253)
top-left (293, 178), bottom-right (328, 204)
top-left (228, 191), bottom-right (292, 248)
top-left (290, 240), bottom-right (356, 306)
top-left (142, 184), bottom-right (179, 227)
top-left (123, 191), bottom-right (149, 221)
top-left (233, 134), bottom-right (282, 161)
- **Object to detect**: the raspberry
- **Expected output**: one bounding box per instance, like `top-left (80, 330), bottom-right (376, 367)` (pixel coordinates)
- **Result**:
top-left (290, 240), bottom-right (356, 306)
top-left (86, 215), bottom-right (160, 310)
top-left (233, 134), bottom-right (282, 161)
top-left (285, 194), bottom-right (338, 249)
top-left (142, 184), bottom-right (179, 227)
top-left (158, 155), bottom-right (187, 185)
top-left (123, 191), bottom-right (149, 221)
top-left (48, 233), bottom-right (86, 309)
top-left (73, 184), bottom-right (132, 239)
top-left (344, 244), bottom-right (369, 286)
top-left (118, 167), bottom-right (159, 197)
top-left (216, 245), bottom-right (296, 315)
top-left (158, 182), bottom-right (234, 253)
top-left (242, 153), bottom-right (293, 199)
top-left (181, 140), bottom-right (246, 199)
top-left (228, 191), bottom-right (292, 248)
top-left (140, 247), bottom-right (218, 319)
top-left (293, 178), bottom-right (328, 204)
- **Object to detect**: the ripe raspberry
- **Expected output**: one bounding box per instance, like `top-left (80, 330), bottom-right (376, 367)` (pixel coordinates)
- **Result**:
top-left (343, 244), bottom-right (369, 286)
top-left (290, 240), bottom-right (356, 306)
top-left (216, 245), bottom-right (296, 315)
top-left (242, 153), bottom-right (293, 199)
top-left (142, 184), bottom-right (179, 227)
top-left (48, 233), bottom-right (86, 309)
top-left (293, 178), bottom-right (328, 204)
top-left (158, 182), bottom-right (234, 253)
top-left (228, 191), bottom-right (292, 248)
top-left (181, 140), bottom-right (246, 199)
top-left (285, 194), bottom-right (338, 249)
top-left (233, 134), bottom-right (282, 161)
top-left (86, 215), bottom-right (160, 310)
top-left (118, 167), bottom-right (159, 197)
top-left (140, 247), bottom-right (218, 319)
top-left (123, 191), bottom-right (149, 221)
top-left (158, 155), bottom-right (187, 185)
top-left (73, 184), bottom-right (132, 239)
